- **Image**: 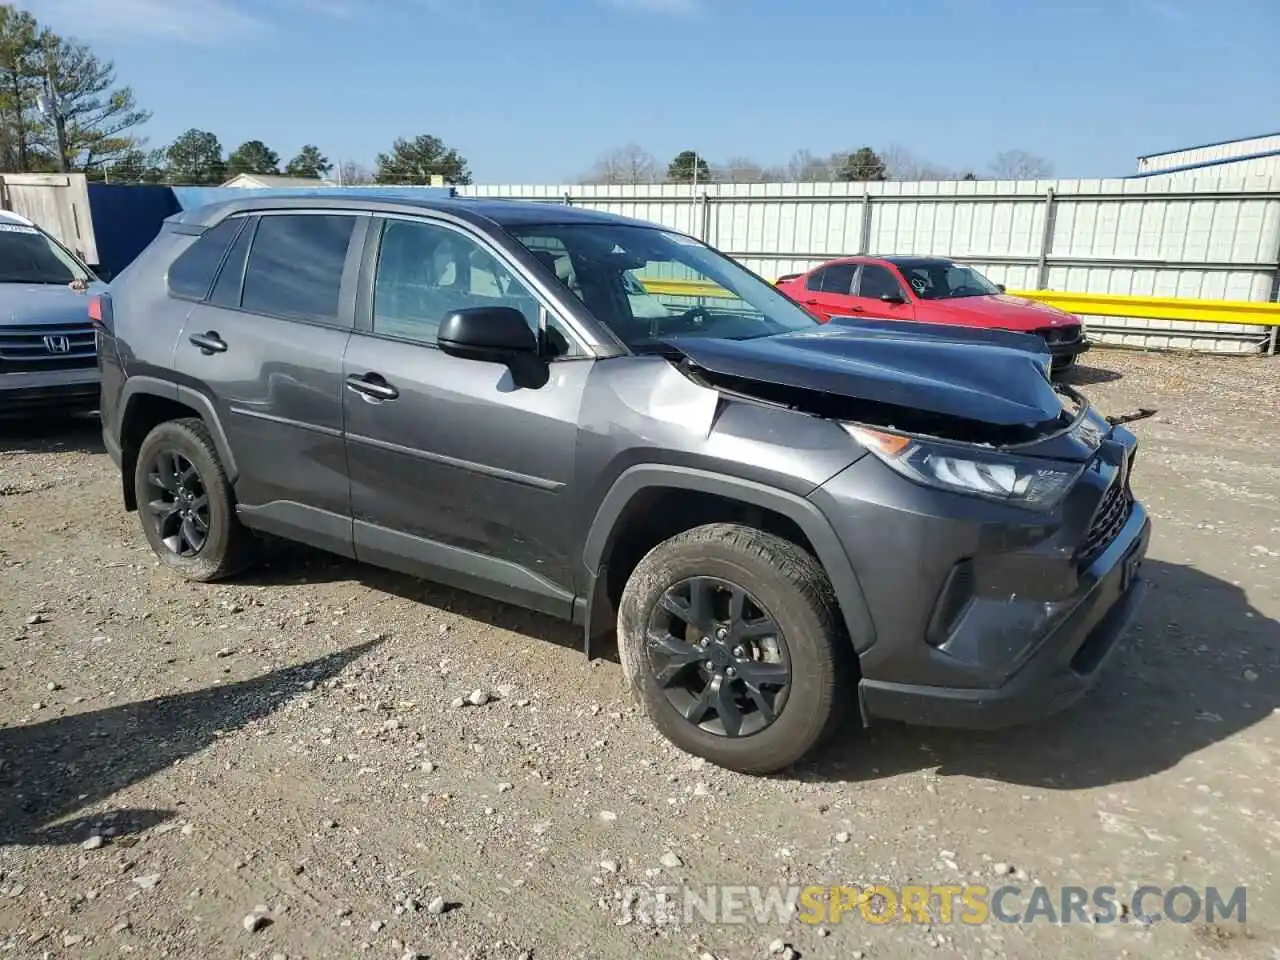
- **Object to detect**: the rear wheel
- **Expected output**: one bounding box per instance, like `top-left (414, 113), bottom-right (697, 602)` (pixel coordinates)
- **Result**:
top-left (133, 417), bottom-right (258, 582)
top-left (617, 523), bottom-right (851, 775)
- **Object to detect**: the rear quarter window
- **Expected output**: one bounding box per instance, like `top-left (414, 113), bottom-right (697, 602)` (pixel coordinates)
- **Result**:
top-left (167, 217), bottom-right (247, 301)
top-left (240, 214), bottom-right (357, 323)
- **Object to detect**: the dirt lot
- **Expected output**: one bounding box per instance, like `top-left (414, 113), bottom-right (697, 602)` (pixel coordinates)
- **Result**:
top-left (1, 347), bottom-right (1278, 960)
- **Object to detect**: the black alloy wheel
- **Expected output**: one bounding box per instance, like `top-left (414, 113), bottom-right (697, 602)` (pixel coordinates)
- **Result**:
top-left (647, 576), bottom-right (792, 738)
top-left (144, 449), bottom-right (211, 558)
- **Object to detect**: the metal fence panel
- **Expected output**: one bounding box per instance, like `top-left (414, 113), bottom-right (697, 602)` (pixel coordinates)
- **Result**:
top-left (460, 173), bottom-right (1280, 352)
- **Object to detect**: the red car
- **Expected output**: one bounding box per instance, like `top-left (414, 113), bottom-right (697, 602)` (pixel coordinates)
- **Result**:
top-left (775, 256), bottom-right (1090, 374)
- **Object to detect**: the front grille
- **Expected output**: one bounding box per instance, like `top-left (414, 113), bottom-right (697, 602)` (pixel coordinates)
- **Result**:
top-left (1078, 477), bottom-right (1133, 568)
top-left (1038, 325), bottom-right (1081, 345)
top-left (0, 323), bottom-right (97, 372)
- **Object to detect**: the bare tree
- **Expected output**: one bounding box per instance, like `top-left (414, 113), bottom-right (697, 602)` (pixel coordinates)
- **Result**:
top-left (987, 149), bottom-right (1054, 180)
top-left (716, 156), bottom-right (765, 183)
top-left (785, 149), bottom-right (840, 182)
top-left (581, 143), bottom-right (659, 184)
top-left (880, 144), bottom-right (955, 181)
top-left (336, 159), bottom-right (374, 185)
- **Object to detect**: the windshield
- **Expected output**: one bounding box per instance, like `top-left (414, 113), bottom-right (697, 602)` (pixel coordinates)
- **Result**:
top-left (505, 222), bottom-right (820, 350)
top-left (0, 222), bottom-right (91, 285)
top-left (897, 260), bottom-right (1002, 300)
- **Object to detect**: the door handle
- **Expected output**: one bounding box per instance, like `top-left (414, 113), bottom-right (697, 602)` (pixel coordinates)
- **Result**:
top-left (189, 331), bottom-right (227, 354)
top-left (802, 298), bottom-right (820, 305)
top-left (345, 373), bottom-right (399, 402)
top-left (849, 305), bottom-right (864, 312)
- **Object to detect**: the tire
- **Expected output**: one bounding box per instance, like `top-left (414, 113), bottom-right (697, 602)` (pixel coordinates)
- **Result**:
top-left (132, 417), bottom-right (258, 582)
top-left (617, 522), bottom-right (852, 775)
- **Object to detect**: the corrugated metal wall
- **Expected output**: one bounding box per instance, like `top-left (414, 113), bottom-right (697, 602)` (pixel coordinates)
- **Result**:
top-left (1137, 134), bottom-right (1280, 173)
top-left (460, 172), bottom-right (1280, 352)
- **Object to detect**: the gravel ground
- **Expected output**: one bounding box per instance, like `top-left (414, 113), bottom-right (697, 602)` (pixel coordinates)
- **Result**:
top-left (1, 347), bottom-right (1278, 960)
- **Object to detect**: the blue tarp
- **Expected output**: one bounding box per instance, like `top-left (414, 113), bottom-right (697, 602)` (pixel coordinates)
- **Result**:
top-left (86, 183), bottom-right (457, 276)
top-left (86, 184), bottom-right (180, 278)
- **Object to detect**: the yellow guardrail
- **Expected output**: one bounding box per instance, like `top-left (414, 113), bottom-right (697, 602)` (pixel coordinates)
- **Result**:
top-left (1007, 290), bottom-right (1280, 327)
top-left (638, 279), bottom-right (1280, 328)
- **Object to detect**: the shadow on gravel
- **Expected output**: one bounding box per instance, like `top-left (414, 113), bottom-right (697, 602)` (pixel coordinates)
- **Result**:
top-left (804, 559), bottom-right (1279, 789)
top-left (0, 639), bottom-right (380, 847)
top-left (1060, 363), bottom-right (1122, 386)
top-left (0, 411), bottom-right (104, 455)
top-left (242, 544), bottom-right (607, 660)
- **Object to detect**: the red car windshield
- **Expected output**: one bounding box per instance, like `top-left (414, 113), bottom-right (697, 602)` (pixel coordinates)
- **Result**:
top-left (897, 261), bottom-right (1002, 301)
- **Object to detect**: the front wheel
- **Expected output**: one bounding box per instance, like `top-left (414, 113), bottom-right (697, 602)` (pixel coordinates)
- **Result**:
top-left (616, 523), bottom-right (851, 775)
top-left (133, 417), bottom-right (258, 582)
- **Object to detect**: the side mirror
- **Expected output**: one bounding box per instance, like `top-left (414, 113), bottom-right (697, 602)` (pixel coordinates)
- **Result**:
top-left (996, 284), bottom-right (1007, 293)
top-left (437, 306), bottom-right (538, 363)
top-left (880, 292), bottom-right (907, 305)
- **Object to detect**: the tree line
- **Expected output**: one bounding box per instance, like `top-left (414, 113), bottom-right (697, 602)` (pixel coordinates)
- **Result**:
top-left (0, 2), bottom-right (1054, 188)
top-left (0, 3), bottom-right (472, 186)
top-left (584, 145), bottom-right (1055, 185)
top-left (99, 131), bottom-right (472, 187)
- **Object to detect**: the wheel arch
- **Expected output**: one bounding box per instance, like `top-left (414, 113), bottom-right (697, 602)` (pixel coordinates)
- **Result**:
top-left (580, 465), bottom-right (877, 657)
top-left (117, 377), bottom-right (238, 511)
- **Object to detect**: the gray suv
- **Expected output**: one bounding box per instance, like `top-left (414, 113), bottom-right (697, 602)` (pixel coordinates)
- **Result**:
top-left (0, 210), bottom-right (105, 417)
top-left (97, 194), bottom-right (1151, 774)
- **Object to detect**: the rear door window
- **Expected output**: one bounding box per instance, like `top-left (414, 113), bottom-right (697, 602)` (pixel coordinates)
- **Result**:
top-left (856, 265), bottom-right (906, 299)
top-left (241, 214), bottom-right (358, 323)
top-left (807, 263), bottom-right (856, 295)
top-left (168, 217), bottom-right (246, 301)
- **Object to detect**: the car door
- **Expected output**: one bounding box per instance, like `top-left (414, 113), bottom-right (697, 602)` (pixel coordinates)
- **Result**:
top-left (793, 262), bottom-right (858, 320)
top-left (173, 209), bottom-right (368, 558)
top-left (849, 263), bottom-right (915, 321)
top-left (341, 214), bottom-right (590, 619)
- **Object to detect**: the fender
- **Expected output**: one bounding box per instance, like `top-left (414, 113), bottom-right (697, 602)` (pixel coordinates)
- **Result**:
top-left (118, 376), bottom-right (239, 482)
top-left (579, 464), bottom-right (877, 657)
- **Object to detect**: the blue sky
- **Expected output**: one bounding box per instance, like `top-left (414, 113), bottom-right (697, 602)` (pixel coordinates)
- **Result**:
top-left (21, 0), bottom-right (1280, 182)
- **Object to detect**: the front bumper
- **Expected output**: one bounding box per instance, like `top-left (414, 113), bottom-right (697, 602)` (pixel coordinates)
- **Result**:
top-left (1048, 337), bottom-right (1091, 360)
top-left (859, 504), bottom-right (1150, 728)
top-left (810, 424), bottom-right (1150, 730)
top-left (0, 367), bottom-right (99, 417)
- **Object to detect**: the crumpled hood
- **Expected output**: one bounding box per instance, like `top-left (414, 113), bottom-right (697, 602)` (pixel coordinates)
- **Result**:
top-left (0, 281), bottom-right (107, 326)
top-left (666, 319), bottom-right (1069, 428)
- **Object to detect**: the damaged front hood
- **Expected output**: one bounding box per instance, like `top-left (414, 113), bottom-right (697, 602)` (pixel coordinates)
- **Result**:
top-left (666, 320), bottom-right (1066, 428)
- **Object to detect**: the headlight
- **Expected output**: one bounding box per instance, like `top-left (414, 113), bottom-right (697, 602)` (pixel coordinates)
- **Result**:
top-left (845, 425), bottom-right (1084, 510)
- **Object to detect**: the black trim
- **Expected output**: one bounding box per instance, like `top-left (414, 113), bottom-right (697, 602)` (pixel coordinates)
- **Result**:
top-left (1050, 339), bottom-right (1092, 359)
top-left (354, 519), bottom-right (575, 620)
top-left (0, 381), bottom-right (99, 414)
top-left (116, 378), bottom-right (240, 483)
top-left (229, 406), bottom-right (344, 438)
top-left (344, 431), bottom-right (564, 491)
top-left (167, 215), bottom-right (250, 304)
top-left (236, 501), bottom-right (355, 559)
top-left (581, 465), bottom-right (878, 653)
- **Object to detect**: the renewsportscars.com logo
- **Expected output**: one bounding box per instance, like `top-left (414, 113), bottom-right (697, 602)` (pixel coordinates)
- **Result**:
top-left (617, 884), bottom-right (1248, 927)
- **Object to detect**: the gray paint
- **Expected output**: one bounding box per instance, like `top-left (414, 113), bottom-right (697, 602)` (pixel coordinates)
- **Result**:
top-left (101, 193), bottom-right (1152, 733)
